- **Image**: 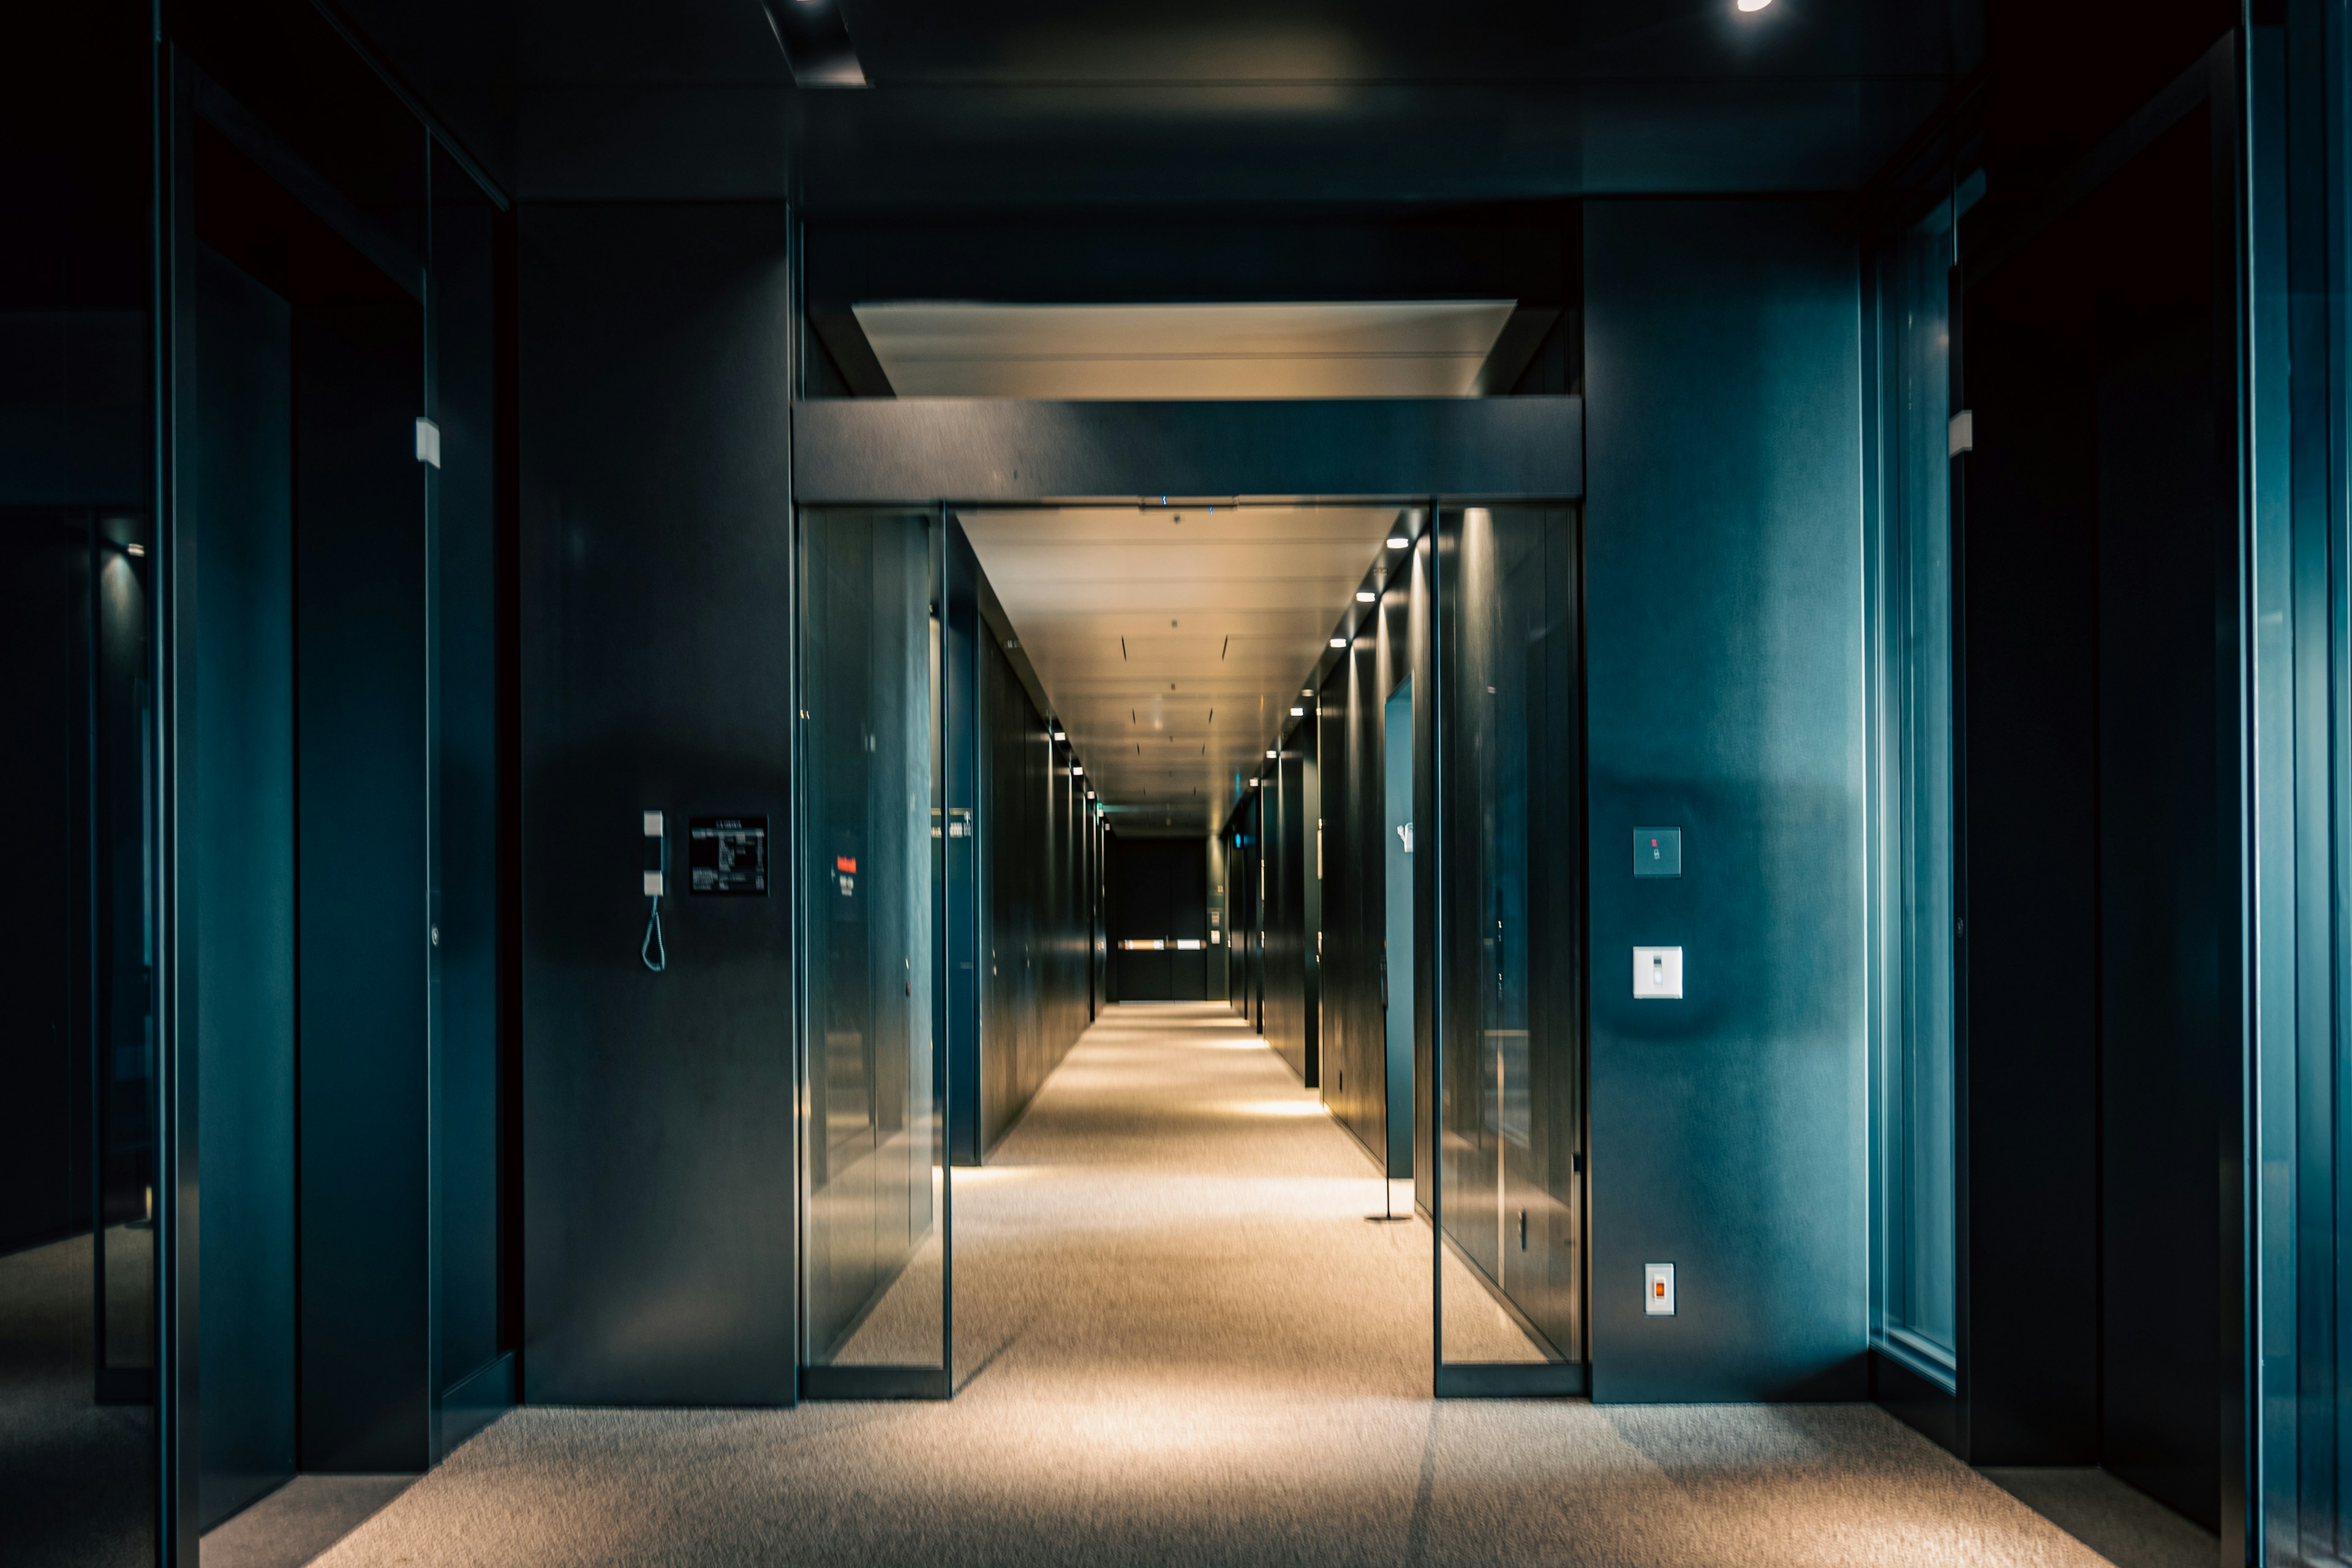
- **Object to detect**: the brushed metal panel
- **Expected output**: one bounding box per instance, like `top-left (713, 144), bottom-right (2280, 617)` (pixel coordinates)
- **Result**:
top-left (519, 205), bottom-right (797, 1404)
top-left (791, 396), bottom-right (1583, 503)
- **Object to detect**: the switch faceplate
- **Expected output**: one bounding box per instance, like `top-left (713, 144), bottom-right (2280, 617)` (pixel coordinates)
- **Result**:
top-left (1633, 826), bottom-right (1681, 877)
top-left (1633, 946), bottom-right (1683, 999)
top-left (1644, 1263), bottom-right (1676, 1316)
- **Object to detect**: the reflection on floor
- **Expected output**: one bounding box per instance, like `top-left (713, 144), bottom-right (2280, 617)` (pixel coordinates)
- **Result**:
top-left (310, 1003), bottom-right (2130, 1567)
top-left (0, 1229), bottom-right (156, 1568)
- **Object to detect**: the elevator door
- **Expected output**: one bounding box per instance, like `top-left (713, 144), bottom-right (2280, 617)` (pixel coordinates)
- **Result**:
top-left (799, 507), bottom-right (951, 1399)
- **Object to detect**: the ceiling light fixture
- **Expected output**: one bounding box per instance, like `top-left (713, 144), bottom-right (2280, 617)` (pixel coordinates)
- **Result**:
top-left (1356, 590), bottom-right (1376, 603)
top-left (761, 0), bottom-right (868, 85)
top-left (1052, 729), bottom-right (1065, 740)
top-left (1330, 636), bottom-right (1348, 648)
top-left (1267, 750), bottom-right (1278, 759)
top-left (1387, 535), bottom-right (1409, 549)
top-left (1291, 706), bottom-right (1305, 717)
top-left (1736, 0), bottom-right (1771, 10)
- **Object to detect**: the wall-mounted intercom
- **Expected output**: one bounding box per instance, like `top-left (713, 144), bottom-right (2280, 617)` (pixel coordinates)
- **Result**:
top-left (641, 810), bottom-right (668, 973)
top-left (688, 816), bottom-right (769, 895)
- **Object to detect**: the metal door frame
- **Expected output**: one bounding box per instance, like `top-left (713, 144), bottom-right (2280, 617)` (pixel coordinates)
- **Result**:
top-left (790, 394), bottom-right (1585, 1401)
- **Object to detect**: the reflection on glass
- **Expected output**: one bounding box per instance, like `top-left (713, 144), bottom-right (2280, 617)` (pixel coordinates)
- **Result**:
top-left (95, 528), bottom-right (157, 1385)
top-left (1876, 197), bottom-right (1958, 1371)
top-left (0, 507), bottom-right (158, 1563)
top-left (1437, 505), bottom-right (1580, 1370)
top-left (803, 509), bottom-right (946, 1368)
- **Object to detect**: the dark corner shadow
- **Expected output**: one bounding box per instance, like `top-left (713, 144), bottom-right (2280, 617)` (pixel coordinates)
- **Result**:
top-left (1978, 1468), bottom-right (2219, 1568)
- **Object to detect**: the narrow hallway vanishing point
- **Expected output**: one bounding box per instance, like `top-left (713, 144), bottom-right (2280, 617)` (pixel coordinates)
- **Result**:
top-left (293, 1005), bottom-right (2126, 1567)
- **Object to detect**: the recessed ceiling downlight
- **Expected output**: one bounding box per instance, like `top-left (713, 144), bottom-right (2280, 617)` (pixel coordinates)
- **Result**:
top-left (1736, 0), bottom-right (1771, 10)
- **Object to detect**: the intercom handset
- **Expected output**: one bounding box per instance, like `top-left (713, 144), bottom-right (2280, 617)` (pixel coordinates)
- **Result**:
top-left (641, 810), bottom-right (668, 973)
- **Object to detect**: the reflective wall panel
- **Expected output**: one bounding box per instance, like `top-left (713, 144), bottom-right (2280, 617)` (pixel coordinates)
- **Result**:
top-left (1434, 503), bottom-right (1583, 1373)
top-left (1, 0), bottom-right (160, 1556)
top-left (975, 623), bottom-right (1091, 1153)
top-left (801, 507), bottom-right (943, 1371)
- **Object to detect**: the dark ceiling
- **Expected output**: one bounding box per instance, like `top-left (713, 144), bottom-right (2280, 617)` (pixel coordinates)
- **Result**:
top-left (337, 0), bottom-right (1980, 205)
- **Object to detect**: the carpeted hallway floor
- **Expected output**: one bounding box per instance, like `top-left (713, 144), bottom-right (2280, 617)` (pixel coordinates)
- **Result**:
top-left (297, 1002), bottom-right (2148, 1567)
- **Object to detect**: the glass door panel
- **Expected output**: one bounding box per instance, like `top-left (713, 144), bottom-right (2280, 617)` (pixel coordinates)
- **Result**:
top-left (801, 507), bottom-right (949, 1398)
top-left (1433, 503), bottom-right (1585, 1396)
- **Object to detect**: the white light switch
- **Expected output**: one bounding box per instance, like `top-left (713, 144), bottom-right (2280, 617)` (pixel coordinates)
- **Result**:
top-left (1644, 1262), bottom-right (1676, 1316)
top-left (1633, 946), bottom-right (1683, 999)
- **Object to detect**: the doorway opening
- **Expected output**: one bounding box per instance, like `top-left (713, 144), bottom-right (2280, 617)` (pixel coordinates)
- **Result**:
top-left (793, 490), bottom-right (1586, 1402)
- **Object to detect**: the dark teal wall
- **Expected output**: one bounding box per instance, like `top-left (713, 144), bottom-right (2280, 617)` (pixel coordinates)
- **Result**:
top-left (189, 244), bottom-right (298, 1523)
top-left (293, 296), bottom-right (431, 1473)
top-left (1583, 199), bottom-right (1868, 1402)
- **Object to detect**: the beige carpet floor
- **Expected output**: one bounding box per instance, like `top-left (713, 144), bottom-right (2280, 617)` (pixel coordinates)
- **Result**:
top-left (304, 1002), bottom-right (2130, 1567)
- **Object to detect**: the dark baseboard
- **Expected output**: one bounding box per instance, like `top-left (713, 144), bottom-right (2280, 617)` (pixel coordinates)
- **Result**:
top-left (1871, 1344), bottom-right (1961, 1457)
top-left (438, 1351), bottom-right (516, 1457)
top-left (802, 1363), bottom-right (951, 1401)
top-left (1436, 1361), bottom-right (1587, 1399)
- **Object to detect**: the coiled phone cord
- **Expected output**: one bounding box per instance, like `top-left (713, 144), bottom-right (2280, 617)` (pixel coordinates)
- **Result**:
top-left (641, 894), bottom-right (667, 973)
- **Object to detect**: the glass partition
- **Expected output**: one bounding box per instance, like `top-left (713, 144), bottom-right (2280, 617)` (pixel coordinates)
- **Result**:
top-left (1868, 179), bottom-right (1963, 1385)
top-left (800, 507), bottom-right (949, 1396)
top-left (1431, 503), bottom-right (1584, 1395)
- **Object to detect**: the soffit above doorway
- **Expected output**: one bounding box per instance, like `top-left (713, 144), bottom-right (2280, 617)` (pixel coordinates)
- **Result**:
top-left (957, 504), bottom-right (1403, 835)
top-left (856, 301), bottom-right (1516, 399)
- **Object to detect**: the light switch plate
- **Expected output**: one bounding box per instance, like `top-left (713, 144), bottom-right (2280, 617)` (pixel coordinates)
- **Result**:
top-left (1645, 1262), bottom-right (1676, 1316)
top-left (1633, 946), bottom-right (1683, 999)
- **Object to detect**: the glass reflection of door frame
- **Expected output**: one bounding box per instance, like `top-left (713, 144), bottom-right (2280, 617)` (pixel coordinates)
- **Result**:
top-left (1429, 499), bottom-right (1586, 1400)
top-left (796, 504), bottom-right (954, 1401)
top-left (86, 509), bottom-right (159, 1406)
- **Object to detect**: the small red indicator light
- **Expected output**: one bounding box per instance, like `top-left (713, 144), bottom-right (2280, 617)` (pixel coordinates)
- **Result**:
top-left (835, 856), bottom-right (857, 873)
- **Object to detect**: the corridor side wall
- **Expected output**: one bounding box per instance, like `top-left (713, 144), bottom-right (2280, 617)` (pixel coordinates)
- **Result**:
top-left (978, 633), bottom-right (1091, 1153)
top-left (1319, 578), bottom-right (1415, 1172)
top-left (1261, 731), bottom-right (1317, 1085)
